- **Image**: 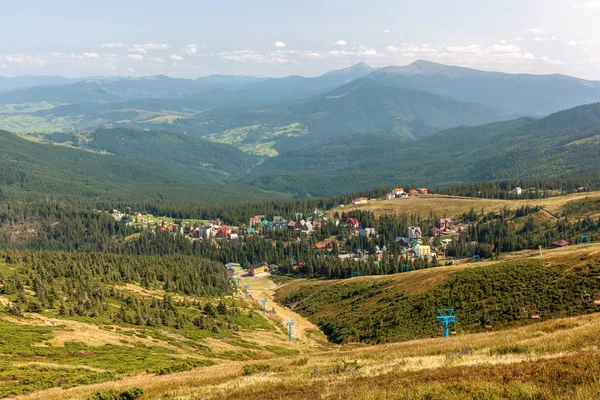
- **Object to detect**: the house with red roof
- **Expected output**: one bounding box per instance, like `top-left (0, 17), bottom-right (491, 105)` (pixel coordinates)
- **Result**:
top-left (346, 217), bottom-right (360, 230)
top-left (249, 217), bottom-right (262, 226)
top-left (215, 227), bottom-right (229, 239)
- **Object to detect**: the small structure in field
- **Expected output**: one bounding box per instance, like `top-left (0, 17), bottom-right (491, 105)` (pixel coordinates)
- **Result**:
top-left (551, 240), bottom-right (570, 248)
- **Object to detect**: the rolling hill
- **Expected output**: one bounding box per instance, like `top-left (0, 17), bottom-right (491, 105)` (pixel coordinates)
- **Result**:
top-left (0, 129), bottom-right (285, 202)
top-left (248, 103), bottom-right (600, 196)
top-left (149, 78), bottom-right (507, 155)
top-left (0, 63), bottom-right (374, 107)
top-left (369, 60), bottom-right (600, 115)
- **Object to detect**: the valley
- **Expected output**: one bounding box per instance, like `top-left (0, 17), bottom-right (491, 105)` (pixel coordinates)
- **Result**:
top-left (3, 243), bottom-right (600, 399)
top-left (2, 48), bottom-right (600, 400)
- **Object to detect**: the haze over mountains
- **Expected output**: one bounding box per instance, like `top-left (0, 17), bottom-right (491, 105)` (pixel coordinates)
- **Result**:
top-left (2, 60), bottom-right (600, 200)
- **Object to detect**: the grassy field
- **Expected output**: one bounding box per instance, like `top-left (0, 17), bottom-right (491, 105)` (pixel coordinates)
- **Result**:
top-left (3, 243), bottom-right (600, 399)
top-left (333, 191), bottom-right (600, 220)
top-left (14, 311), bottom-right (600, 399)
top-left (274, 243), bottom-right (600, 343)
top-left (207, 123), bottom-right (308, 157)
top-left (0, 257), bottom-right (312, 398)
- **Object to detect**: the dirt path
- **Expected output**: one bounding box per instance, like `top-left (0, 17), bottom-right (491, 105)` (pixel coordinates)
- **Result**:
top-left (237, 272), bottom-right (329, 349)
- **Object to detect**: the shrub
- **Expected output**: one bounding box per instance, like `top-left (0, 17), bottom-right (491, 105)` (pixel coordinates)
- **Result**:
top-left (242, 363), bottom-right (271, 376)
top-left (87, 387), bottom-right (144, 400)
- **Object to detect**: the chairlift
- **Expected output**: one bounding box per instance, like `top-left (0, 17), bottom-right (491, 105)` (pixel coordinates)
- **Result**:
top-left (521, 307), bottom-right (529, 319)
top-left (530, 309), bottom-right (541, 320)
top-left (484, 320), bottom-right (493, 330)
top-left (582, 290), bottom-right (592, 303)
top-left (450, 330), bottom-right (457, 335)
top-left (595, 293), bottom-right (600, 306)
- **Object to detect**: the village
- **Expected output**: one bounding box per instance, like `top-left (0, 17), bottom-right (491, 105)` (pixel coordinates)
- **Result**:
top-left (102, 187), bottom-right (474, 274)
top-left (102, 184), bottom-right (591, 279)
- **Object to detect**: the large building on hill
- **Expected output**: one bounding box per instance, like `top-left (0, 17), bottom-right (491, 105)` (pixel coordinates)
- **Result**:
top-left (249, 262), bottom-right (269, 276)
top-left (408, 226), bottom-right (422, 240)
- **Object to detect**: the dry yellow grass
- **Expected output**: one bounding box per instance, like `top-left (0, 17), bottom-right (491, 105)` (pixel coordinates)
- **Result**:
top-left (0, 314), bottom-right (185, 353)
top-left (14, 312), bottom-right (600, 400)
top-left (333, 191), bottom-right (600, 219)
top-left (239, 273), bottom-right (330, 350)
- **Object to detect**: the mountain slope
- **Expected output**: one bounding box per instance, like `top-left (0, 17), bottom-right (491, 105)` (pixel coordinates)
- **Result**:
top-left (0, 63), bottom-right (374, 107)
top-left (369, 60), bottom-right (600, 115)
top-left (283, 78), bottom-right (505, 146)
top-left (0, 75), bottom-right (82, 93)
top-left (84, 128), bottom-right (259, 177)
top-left (160, 78), bottom-right (506, 155)
top-left (0, 129), bottom-right (285, 202)
top-left (235, 62), bottom-right (377, 101)
top-left (248, 103), bottom-right (600, 196)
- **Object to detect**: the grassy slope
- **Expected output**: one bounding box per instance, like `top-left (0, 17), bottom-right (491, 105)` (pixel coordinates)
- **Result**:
top-left (0, 129), bottom-right (289, 203)
top-left (16, 304), bottom-right (600, 399)
top-left (331, 191), bottom-right (600, 219)
top-left (5, 245), bottom-right (600, 399)
top-left (0, 257), bottom-right (308, 398)
top-left (275, 243), bottom-right (600, 343)
top-left (250, 103), bottom-right (600, 196)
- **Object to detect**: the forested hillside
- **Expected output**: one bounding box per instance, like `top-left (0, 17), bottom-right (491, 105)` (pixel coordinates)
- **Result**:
top-left (369, 60), bottom-right (600, 115)
top-left (0, 129), bottom-right (284, 202)
top-left (249, 103), bottom-right (600, 196)
top-left (277, 259), bottom-right (600, 343)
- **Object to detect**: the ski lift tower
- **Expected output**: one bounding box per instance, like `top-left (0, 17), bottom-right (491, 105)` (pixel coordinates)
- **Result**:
top-left (244, 283), bottom-right (249, 299)
top-left (235, 276), bottom-right (241, 288)
top-left (287, 320), bottom-right (294, 342)
top-left (436, 308), bottom-right (457, 338)
top-left (261, 299), bottom-right (267, 316)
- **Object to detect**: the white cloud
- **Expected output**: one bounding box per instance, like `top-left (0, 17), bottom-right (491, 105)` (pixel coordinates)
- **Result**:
top-left (524, 28), bottom-right (545, 34)
top-left (541, 56), bottom-right (568, 65)
top-left (534, 36), bottom-right (557, 42)
top-left (128, 66), bottom-right (135, 73)
top-left (100, 43), bottom-right (126, 48)
top-left (334, 40), bottom-right (347, 46)
top-left (440, 43), bottom-right (535, 64)
top-left (2, 53), bottom-right (46, 66)
top-left (385, 43), bottom-right (437, 54)
top-left (51, 52), bottom-right (101, 60)
top-left (220, 50), bottom-right (289, 64)
top-left (362, 48), bottom-right (381, 57)
top-left (170, 54), bottom-right (184, 61)
top-left (129, 48), bottom-right (147, 53)
top-left (274, 41), bottom-right (286, 48)
top-left (383, 29), bottom-right (391, 33)
top-left (132, 43), bottom-right (170, 51)
top-left (500, 40), bottom-right (507, 45)
top-left (568, 38), bottom-right (600, 46)
top-left (181, 44), bottom-right (198, 55)
top-left (126, 54), bottom-right (144, 60)
top-left (151, 57), bottom-right (166, 63)
top-left (515, 36), bottom-right (523, 41)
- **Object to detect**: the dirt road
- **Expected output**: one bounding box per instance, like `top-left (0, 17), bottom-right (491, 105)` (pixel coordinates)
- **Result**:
top-left (237, 272), bottom-right (329, 349)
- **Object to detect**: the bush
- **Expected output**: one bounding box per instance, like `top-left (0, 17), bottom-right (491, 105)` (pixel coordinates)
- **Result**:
top-left (242, 363), bottom-right (271, 376)
top-left (87, 387), bottom-right (144, 400)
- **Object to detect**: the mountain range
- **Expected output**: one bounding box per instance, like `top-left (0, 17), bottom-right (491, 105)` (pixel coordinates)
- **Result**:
top-left (2, 60), bottom-right (600, 200)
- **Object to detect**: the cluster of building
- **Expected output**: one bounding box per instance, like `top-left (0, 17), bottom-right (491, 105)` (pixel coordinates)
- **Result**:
top-left (247, 209), bottom-right (325, 236)
top-left (385, 187), bottom-right (428, 200)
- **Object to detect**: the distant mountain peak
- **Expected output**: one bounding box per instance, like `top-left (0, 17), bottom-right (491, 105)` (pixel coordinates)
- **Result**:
top-left (377, 60), bottom-right (476, 77)
top-left (322, 62), bottom-right (375, 78)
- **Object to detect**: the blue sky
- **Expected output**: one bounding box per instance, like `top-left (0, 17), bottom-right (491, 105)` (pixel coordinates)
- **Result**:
top-left (2, 0), bottom-right (600, 78)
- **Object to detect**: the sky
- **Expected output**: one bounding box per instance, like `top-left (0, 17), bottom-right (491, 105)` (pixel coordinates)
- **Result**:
top-left (1, 0), bottom-right (600, 79)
